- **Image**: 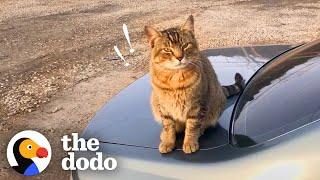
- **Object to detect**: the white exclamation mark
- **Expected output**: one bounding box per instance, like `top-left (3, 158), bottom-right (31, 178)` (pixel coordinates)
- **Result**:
top-left (123, 24), bottom-right (135, 53)
top-left (114, 46), bottom-right (129, 66)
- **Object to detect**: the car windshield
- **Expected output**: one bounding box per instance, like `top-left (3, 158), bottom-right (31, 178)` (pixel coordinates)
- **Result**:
top-left (231, 40), bottom-right (320, 147)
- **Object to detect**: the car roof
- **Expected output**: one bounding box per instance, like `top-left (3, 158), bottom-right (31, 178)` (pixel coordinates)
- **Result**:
top-left (82, 45), bottom-right (293, 150)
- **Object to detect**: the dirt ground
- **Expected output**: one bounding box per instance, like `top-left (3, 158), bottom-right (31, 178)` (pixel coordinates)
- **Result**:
top-left (0, 0), bottom-right (319, 179)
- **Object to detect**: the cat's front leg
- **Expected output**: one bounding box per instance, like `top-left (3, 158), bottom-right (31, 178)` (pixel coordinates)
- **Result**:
top-left (159, 115), bottom-right (176, 154)
top-left (183, 117), bottom-right (201, 154)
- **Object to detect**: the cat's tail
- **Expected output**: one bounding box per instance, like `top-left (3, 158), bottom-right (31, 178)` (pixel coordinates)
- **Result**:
top-left (222, 73), bottom-right (245, 98)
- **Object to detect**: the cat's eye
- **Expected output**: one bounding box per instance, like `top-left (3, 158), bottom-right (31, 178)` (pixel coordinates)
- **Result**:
top-left (182, 43), bottom-right (191, 50)
top-left (162, 48), bottom-right (171, 53)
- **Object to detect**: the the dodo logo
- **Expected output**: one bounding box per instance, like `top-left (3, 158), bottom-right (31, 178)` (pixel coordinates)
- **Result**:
top-left (7, 130), bottom-right (51, 176)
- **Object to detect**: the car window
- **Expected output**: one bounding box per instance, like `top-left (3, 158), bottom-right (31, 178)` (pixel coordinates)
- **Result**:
top-left (231, 41), bottom-right (320, 147)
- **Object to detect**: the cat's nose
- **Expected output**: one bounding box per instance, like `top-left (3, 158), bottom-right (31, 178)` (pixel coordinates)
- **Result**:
top-left (177, 56), bottom-right (184, 61)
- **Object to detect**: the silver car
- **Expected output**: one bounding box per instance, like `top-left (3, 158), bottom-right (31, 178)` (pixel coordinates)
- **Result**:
top-left (73, 39), bottom-right (320, 179)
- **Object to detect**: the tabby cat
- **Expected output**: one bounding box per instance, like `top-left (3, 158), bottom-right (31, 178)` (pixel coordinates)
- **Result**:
top-left (145, 15), bottom-right (244, 154)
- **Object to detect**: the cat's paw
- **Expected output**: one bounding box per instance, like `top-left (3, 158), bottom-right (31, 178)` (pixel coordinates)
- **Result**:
top-left (159, 142), bottom-right (175, 154)
top-left (183, 141), bottom-right (199, 154)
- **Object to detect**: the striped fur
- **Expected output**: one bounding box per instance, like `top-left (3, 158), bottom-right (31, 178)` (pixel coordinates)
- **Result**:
top-left (145, 15), bottom-right (244, 154)
top-left (222, 73), bottom-right (245, 98)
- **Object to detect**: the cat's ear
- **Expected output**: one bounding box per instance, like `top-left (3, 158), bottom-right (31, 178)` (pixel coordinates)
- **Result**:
top-left (181, 15), bottom-right (194, 33)
top-left (145, 26), bottom-right (161, 48)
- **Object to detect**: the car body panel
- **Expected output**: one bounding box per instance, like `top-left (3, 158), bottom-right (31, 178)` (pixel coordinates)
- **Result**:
top-left (75, 43), bottom-right (320, 179)
top-left (75, 119), bottom-right (320, 179)
top-left (82, 45), bottom-right (292, 149)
